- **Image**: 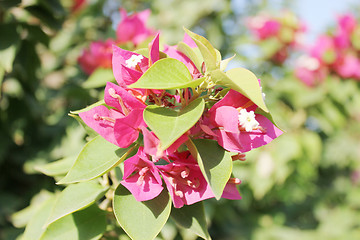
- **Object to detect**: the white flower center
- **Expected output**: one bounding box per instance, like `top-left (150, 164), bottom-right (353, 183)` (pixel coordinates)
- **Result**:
top-left (125, 54), bottom-right (144, 68)
top-left (238, 109), bottom-right (259, 132)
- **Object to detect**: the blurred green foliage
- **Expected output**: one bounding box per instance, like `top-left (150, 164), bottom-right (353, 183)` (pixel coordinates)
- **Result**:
top-left (1, 0), bottom-right (360, 239)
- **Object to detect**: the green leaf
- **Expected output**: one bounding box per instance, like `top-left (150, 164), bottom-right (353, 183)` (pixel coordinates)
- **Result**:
top-left (113, 185), bottom-right (171, 240)
top-left (82, 68), bottom-right (115, 89)
top-left (0, 66), bottom-right (4, 98)
top-left (211, 68), bottom-right (269, 112)
top-left (0, 0), bottom-right (21, 9)
top-left (25, 5), bottom-right (63, 30)
top-left (0, 23), bottom-right (20, 72)
top-left (23, 195), bottom-right (55, 240)
top-left (11, 190), bottom-right (54, 228)
top-left (69, 114), bottom-right (99, 138)
top-left (144, 98), bottom-right (205, 150)
top-left (171, 202), bottom-right (211, 240)
top-left (46, 181), bottom-right (108, 226)
top-left (70, 99), bottom-right (105, 114)
top-left (176, 42), bottom-right (203, 72)
top-left (35, 156), bottom-right (75, 177)
top-left (40, 205), bottom-right (107, 240)
top-left (187, 139), bottom-right (232, 200)
top-left (184, 28), bottom-right (218, 72)
top-left (58, 136), bottom-right (135, 184)
top-left (129, 58), bottom-right (204, 89)
top-left (220, 55), bottom-right (235, 71)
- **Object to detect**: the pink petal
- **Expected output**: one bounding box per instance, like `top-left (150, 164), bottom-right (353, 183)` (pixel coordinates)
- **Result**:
top-left (183, 33), bottom-right (197, 48)
top-left (215, 129), bottom-right (243, 153)
top-left (79, 105), bottom-right (123, 146)
top-left (149, 33), bottom-right (160, 65)
top-left (210, 106), bottom-right (239, 133)
top-left (104, 82), bottom-right (146, 113)
top-left (238, 114), bottom-right (283, 153)
top-left (221, 183), bottom-right (242, 200)
top-left (113, 109), bottom-right (146, 148)
top-left (121, 147), bottom-right (163, 201)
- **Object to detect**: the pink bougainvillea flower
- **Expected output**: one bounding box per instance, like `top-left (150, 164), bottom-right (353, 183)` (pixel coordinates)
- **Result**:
top-left (295, 55), bottom-right (327, 87)
top-left (121, 147), bottom-right (164, 201)
top-left (104, 82), bottom-right (147, 148)
top-left (333, 54), bottom-right (360, 80)
top-left (157, 152), bottom-right (214, 208)
top-left (112, 34), bottom-right (160, 87)
top-left (221, 178), bottom-right (242, 200)
top-left (337, 14), bottom-right (357, 35)
top-left (79, 82), bottom-right (147, 148)
top-left (116, 8), bottom-right (156, 46)
top-left (142, 126), bottom-right (188, 162)
top-left (104, 82), bottom-right (146, 113)
top-left (78, 39), bottom-right (115, 75)
top-left (247, 15), bottom-right (281, 40)
top-left (201, 89), bottom-right (283, 153)
top-left (309, 35), bottom-right (336, 64)
top-left (79, 105), bottom-right (123, 146)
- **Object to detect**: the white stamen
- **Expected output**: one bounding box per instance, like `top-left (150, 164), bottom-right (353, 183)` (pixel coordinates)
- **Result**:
top-left (238, 109), bottom-right (260, 132)
top-left (108, 88), bottom-right (118, 98)
top-left (125, 54), bottom-right (144, 68)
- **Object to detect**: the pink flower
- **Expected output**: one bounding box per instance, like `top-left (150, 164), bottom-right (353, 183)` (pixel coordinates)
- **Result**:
top-left (333, 14), bottom-right (356, 49)
top-left (295, 55), bottom-right (327, 87)
top-left (309, 35), bottom-right (336, 64)
top-left (142, 127), bottom-right (188, 162)
top-left (198, 89), bottom-right (283, 153)
top-left (121, 147), bottom-right (164, 201)
top-left (79, 82), bottom-right (147, 148)
top-left (333, 54), bottom-right (360, 80)
top-left (116, 8), bottom-right (156, 46)
top-left (78, 39), bottom-right (115, 75)
top-left (337, 14), bottom-right (357, 35)
top-left (157, 151), bottom-right (215, 208)
top-left (247, 15), bottom-right (281, 40)
top-left (112, 34), bottom-right (160, 87)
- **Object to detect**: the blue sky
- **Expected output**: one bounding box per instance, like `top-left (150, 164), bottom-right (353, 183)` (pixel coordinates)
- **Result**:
top-left (295, 0), bottom-right (358, 42)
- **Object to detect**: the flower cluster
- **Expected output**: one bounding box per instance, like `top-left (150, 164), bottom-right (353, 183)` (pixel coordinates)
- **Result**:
top-left (78, 31), bottom-right (283, 208)
top-left (247, 11), bottom-right (306, 64)
top-left (296, 14), bottom-right (360, 86)
top-left (78, 8), bottom-right (156, 75)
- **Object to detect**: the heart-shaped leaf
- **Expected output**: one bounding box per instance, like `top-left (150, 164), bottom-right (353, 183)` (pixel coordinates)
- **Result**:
top-left (176, 42), bottom-right (203, 72)
top-left (184, 28), bottom-right (218, 72)
top-left (210, 68), bottom-right (269, 112)
top-left (46, 181), bottom-right (108, 226)
top-left (82, 68), bottom-right (115, 89)
top-left (129, 58), bottom-right (204, 89)
top-left (171, 202), bottom-right (211, 240)
top-left (58, 136), bottom-right (135, 184)
top-left (40, 205), bottom-right (107, 240)
top-left (113, 185), bottom-right (171, 240)
top-left (187, 139), bottom-right (232, 200)
top-left (144, 98), bottom-right (205, 150)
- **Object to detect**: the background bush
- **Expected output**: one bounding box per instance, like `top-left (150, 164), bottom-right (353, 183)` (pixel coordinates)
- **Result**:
top-left (1, 0), bottom-right (359, 239)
